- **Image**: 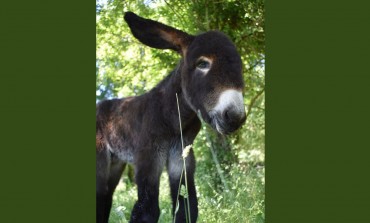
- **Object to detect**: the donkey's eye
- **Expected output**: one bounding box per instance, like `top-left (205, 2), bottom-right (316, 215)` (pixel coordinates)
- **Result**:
top-left (196, 60), bottom-right (210, 69)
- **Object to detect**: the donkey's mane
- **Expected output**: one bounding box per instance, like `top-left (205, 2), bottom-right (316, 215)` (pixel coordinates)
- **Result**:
top-left (151, 59), bottom-right (183, 93)
top-left (143, 59), bottom-right (198, 133)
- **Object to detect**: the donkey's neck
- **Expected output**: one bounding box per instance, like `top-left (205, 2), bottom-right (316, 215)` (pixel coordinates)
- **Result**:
top-left (150, 60), bottom-right (199, 134)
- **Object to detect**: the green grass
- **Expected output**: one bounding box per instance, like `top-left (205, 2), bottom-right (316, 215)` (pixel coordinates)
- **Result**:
top-left (108, 136), bottom-right (265, 223)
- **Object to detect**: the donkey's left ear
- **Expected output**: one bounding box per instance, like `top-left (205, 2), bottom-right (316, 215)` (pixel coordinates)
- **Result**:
top-left (124, 12), bottom-right (194, 56)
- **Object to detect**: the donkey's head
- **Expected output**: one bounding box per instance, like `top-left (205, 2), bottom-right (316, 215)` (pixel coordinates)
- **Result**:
top-left (124, 12), bottom-right (246, 134)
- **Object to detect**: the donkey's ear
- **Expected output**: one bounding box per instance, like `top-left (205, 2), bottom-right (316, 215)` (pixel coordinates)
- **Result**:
top-left (124, 12), bottom-right (194, 56)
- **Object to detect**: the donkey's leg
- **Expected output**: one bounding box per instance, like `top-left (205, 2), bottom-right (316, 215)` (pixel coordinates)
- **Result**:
top-left (97, 149), bottom-right (126, 223)
top-left (167, 147), bottom-right (198, 223)
top-left (130, 152), bottom-right (164, 223)
top-left (96, 148), bottom-right (111, 223)
top-left (106, 157), bottom-right (126, 221)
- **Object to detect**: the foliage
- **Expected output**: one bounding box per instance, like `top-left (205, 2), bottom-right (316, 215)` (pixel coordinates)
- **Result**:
top-left (96, 0), bottom-right (265, 222)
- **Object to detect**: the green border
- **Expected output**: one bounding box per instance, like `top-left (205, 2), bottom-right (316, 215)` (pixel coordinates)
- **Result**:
top-left (0, 1), bottom-right (96, 222)
top-left (2, 0), bottom-right (370, 222)
top-left (266, 0), bottom-right (370, 222)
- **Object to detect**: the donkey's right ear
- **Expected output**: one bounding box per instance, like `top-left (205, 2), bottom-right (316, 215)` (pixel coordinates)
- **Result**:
top-left (124, 12), bottom-right (194, 56)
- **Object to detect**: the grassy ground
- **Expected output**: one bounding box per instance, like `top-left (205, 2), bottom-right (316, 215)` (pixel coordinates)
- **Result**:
top-left (108, 127), bottom-right (265, 223)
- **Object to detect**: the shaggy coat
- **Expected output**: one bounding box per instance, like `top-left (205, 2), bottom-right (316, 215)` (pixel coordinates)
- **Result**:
top-left (96, 12), bottom-right (246, 223)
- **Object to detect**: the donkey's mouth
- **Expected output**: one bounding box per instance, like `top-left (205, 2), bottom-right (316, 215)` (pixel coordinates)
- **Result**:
top-left (210, 112), bottom-right (246, 135)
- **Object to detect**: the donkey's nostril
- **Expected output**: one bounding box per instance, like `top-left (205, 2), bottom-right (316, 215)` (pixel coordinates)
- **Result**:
top-left (214, 108), bottom-right (246, 134)
top-left (223, 108), bottom-right (240, 123)
top-left (224, 110), bottom-right (230, 121)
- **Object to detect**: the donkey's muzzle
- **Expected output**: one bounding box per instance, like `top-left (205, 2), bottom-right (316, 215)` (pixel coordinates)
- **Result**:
top-left (211, 107), bottom-right (246, 135)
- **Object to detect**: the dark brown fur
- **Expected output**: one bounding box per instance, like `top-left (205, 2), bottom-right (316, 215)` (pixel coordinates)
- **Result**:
top-left (96, 12), bottom-right (246, 223)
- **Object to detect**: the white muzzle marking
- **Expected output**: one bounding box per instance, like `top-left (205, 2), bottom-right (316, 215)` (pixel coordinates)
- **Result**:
top-left (211, 89), bottom-right (245, 134)
top-left (212, 89), bottom-right (244, 114)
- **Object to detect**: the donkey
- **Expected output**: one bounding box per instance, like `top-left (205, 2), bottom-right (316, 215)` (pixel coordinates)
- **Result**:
top-left (96, 12), bottom-right (246, 223)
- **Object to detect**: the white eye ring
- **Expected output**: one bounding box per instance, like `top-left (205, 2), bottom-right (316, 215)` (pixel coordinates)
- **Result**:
top-left (196, 56), bottom-right (213, 73)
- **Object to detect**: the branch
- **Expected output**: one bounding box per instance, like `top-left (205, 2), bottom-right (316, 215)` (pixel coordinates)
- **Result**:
top-left (247, 59), bottom-right (264, 72)
top-left (163, 0), bottom-right (186, 28)
top-left (245, 87), bottom-right (265, 122)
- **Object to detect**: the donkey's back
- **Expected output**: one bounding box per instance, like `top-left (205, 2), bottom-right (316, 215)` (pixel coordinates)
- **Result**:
top-left (96, 95), bottom-right (151, 161)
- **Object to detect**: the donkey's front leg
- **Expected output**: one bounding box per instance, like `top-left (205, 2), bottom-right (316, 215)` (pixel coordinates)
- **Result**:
top-left (130, 153), bottom-right (164, 223)
top-left (168, 147), bottom-right (198, 223)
